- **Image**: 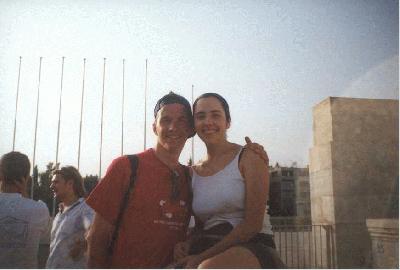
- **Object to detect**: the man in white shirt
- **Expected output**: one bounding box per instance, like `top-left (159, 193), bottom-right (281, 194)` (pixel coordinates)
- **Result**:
top-left (45, 166), bottom-right (94, 268)
top-left (0, 151), bottom-right (50, 268)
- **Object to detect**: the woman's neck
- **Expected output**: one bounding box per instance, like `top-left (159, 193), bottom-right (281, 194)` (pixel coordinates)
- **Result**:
top-left (205, 140), bottom-right (235, 160)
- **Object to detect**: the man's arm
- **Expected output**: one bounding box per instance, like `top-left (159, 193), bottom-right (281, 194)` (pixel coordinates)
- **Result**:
top-left (86, 213), bottom-right (114, 268)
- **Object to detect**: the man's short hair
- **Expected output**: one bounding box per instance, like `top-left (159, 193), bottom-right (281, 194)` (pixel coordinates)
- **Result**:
top-left (154, 91), bottom-right (195, 138)
top-left (0, 151), bottom-right (30, 184)
top-left (53, 166), bottom-right (86, 198)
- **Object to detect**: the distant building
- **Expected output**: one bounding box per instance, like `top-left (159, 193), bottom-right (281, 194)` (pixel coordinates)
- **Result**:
top-left (294, 167), bottom-right (311, 220)
top-left (269, 164), bottom-right (311, 223)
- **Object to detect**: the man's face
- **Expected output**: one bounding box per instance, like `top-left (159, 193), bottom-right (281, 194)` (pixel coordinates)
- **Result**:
top-left (153, 103), bottom-right (192, 153)
top-left (50, 174), bottom-right (73, 202)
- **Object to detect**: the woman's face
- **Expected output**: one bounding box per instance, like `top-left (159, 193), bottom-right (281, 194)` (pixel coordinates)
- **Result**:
top-left (194, 96), bottom-right (230, 143)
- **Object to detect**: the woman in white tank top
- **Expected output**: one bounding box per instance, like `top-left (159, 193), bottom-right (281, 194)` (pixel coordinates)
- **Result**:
top-left (173, 93), bottom-right (283, 268)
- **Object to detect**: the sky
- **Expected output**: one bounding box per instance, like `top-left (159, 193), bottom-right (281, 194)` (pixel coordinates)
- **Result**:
top-left (0, 0), bottom-right (398, 177)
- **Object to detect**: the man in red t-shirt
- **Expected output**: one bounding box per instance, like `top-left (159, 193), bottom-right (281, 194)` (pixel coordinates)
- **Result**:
top-left (86, 92), bottom-right (195, 268)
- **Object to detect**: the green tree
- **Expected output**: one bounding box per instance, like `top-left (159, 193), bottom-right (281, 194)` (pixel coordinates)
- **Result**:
top-left (28, 165), bottom-right (39, 198)
top-left (83, 174), bottom-right (98, 195)
top-left (32, 162), bottom-right (58, 215)
top-left (187, 157), bottom-right (193, 166)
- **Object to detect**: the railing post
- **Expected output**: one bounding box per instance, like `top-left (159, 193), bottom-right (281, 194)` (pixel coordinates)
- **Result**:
top-left (323, 224), bottom-right (336, 268)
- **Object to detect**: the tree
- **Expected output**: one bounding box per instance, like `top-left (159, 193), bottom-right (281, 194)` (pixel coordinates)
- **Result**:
top-left (32, 162), bottom-right (58, 215)
top-left (29, 165), bottom-right (39, 198)
top-left (83, 174), bottom-right (98, 195)
top-left (187, 157), bottom-right (193, 166)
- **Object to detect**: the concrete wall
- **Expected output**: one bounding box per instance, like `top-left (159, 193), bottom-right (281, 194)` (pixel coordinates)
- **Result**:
top-left (309, 97), bottom-right (399, 268)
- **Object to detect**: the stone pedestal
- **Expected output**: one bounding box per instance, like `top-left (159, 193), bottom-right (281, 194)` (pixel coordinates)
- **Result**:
top-left (309, 97), bottom-right (399, 268)
top-left (366, 219), bottom-right (399, 269)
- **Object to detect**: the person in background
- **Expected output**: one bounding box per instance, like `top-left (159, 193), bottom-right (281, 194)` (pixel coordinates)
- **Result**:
top-left (46, 166), bottom-right (94, 268)
top-left (0, 151), bottom-right (50, 268)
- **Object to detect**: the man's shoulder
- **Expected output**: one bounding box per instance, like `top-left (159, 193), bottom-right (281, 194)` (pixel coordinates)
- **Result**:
top-left (20, 197), bottom-right (48, 210)
top-left (31, 200), bottom-right (50, 219)
top-left (128, 148), bottom-right (156, 167)
top-left (111, 149), bottom-right (151, 166)
top-left (10, 198), bottom-right (50, 223)
top-left (81, 199), bottom-right (95, 212)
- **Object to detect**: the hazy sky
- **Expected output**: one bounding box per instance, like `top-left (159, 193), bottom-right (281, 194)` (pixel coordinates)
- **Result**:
top-left (0, 0), bottom-right (398, 177)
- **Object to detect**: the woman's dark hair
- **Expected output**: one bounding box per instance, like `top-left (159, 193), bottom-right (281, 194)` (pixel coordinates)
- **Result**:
top-left (193, 93), bottom-right (231, 123)
top-left (53, 166), bottom-right (86, 198)
top-left (0, 151), bottom-right (30, 184)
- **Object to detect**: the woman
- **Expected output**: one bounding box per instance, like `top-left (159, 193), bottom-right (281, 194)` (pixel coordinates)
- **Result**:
top-left (174, 93), bottom-right (283, 268)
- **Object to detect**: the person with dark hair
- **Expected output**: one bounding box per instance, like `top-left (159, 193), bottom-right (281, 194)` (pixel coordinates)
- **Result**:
top-left (86, 91), bottom-right (267, 268)
top-left (0, 151), bottom-right (50, 268)
top-left (86, 92), bottom-right (194, 268)
top-left (173, 93), bottom-right (284, 268)
top-left (46, 166), bottom-right (94, 268)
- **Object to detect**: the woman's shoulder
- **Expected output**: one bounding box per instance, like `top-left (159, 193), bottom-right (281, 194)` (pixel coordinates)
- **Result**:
top-left (192, 160), bottom-right (205, 175)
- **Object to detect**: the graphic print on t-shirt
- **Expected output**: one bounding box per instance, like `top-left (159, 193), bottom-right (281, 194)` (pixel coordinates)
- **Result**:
top-left (154, 199), bottom-right (188, 231)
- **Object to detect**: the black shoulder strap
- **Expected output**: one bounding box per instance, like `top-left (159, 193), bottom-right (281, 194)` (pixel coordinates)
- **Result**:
top-left (108, 154), bottom-right (139, 254)
top-left (182, 166), bottom-right (193, 210)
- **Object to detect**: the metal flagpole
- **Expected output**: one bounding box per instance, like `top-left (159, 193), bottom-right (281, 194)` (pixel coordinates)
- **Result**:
top-left (77, 58), bottom-right (86, 170)
top-left (191, 84), bottom-right (194, 163)
top-left (32, 56), bottom-right (43, 198)
top-left (144, 59), bottom-right (148, 150)
top-left (12, 56), bottom-right (22, 151)
top-left (55, 57), bottom-right (65, 166)
top-left (121, 59), bottom-right (125, 156)
top-left (99, 58), bottom-right (106, 179)
top-left (53, 56), bottom-right (65, 216)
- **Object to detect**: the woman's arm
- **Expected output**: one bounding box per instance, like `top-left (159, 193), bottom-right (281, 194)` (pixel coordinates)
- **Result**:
top-left (179, 148), bottom-right (269, 267)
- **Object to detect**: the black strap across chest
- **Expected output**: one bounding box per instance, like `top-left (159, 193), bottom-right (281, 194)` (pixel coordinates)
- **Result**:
top-left (108, 154), bottom-right (138, 254)
top-left (108, 154), bottom-right (192, 255)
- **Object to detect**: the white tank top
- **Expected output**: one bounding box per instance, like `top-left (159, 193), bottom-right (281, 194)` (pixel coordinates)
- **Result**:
top-left (192, 148), bottom-right (273, 235)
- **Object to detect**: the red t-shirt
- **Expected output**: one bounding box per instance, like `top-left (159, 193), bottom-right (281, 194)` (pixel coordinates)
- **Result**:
top-left (86, 149), bottom-right (191, 268)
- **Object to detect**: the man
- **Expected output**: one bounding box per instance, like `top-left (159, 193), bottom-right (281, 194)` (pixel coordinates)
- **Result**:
top-left (86, 92), bottom-right (267, 268)
top-left (86, 92), bottom-right (194, 268)
top-left (46, 166), bottom-right (94, 268)
top-left (0, 151), bottom-right (50, 268)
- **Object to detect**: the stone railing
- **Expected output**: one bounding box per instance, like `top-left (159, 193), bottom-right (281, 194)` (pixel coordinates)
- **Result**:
top-left (366, 219), bottom-right (399, 269)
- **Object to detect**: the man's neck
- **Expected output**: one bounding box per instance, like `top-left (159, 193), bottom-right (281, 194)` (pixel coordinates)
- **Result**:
top-left (154, 144), bottom-right (182, 170)
top-left (62, 193), bottom-right (80, 207)
top-left (0, 182), bottom-right (26, 197)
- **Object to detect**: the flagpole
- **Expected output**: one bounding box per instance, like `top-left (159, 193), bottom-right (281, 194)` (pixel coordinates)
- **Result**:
top-left (77, 58), bottom-right (86, 170)
top-left (191, 84), bottom-right (194, 163)
top-left (51, 56), bottom-right (65, 216)
top-left (99, 58), bottom-right (106, 179)
top-left (144, 59), bottom-right (148, 150)
top-left (32, 56), bottom-right (43, 198)
top-left (12, 56), bottom-right (22, 151)
top-left (121, 59), bottom-right (125, 156)
top-left (55, 57), bottom-right (65, 167)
